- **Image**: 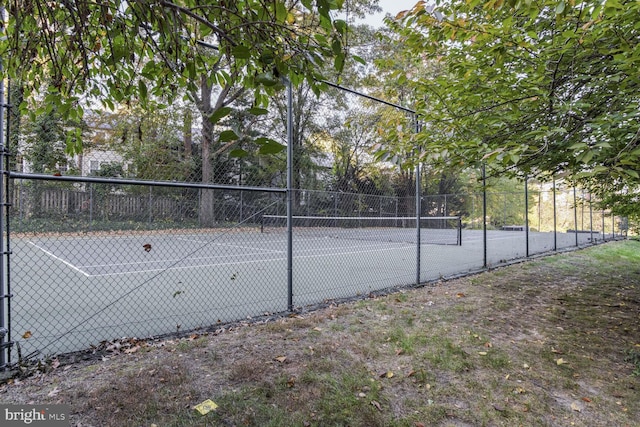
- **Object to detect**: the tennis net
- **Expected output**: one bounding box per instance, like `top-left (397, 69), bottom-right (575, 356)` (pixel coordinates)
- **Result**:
top-left (261, 215), bottom-right (462, 246)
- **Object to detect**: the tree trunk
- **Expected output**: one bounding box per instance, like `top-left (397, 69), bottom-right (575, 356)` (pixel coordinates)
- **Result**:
top-left (198, 76), bottom-right (216, 227)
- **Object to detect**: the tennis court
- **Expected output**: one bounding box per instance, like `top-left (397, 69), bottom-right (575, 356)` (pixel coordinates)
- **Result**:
top-left (11, 222), bottom-right (601, 356)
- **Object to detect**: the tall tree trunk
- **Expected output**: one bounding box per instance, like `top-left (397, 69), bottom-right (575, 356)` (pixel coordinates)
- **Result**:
top-left (199, 77), bottom-right (216, 227)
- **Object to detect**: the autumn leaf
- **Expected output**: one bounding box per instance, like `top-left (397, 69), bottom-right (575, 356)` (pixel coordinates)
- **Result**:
top-left (582, 397), bottom-right (592, 403)
top-left (370, 400), bottom-right (382, 411)
top-left (274, 356), bottom-right (287, 363)
top-left (22, 331), bottom-right (32, 339)
top-left (556, 358), bottom-right (568, 365)
top-left (456, 292), bottom-right (466, 298)
top-left (123, 345), bottom-right (140, 354)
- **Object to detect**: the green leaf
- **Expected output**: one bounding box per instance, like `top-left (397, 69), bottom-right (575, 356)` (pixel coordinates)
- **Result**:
top-left (256, 138), bottom-right (286, 154)
top-left (255, 73), bottom-right (279, 86)
top-left (232, 45), bottom-right (251, 59)
top-left (334, 19), bottom-right (347, 35)
top-left (209, 107), bottom-right (233, 125)
top-left (218, 130), bottom-right (238, 142)
top-left (138, 80), bottom-right (148, 101)
top-left (248, 107), bottom-right (269, 116)
top-left (229, 148), bottom-right (249, 158)
top-left (352, 55), bottom-right (366, 65)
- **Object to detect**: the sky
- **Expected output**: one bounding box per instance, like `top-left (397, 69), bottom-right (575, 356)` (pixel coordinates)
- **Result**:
top-left (364, 0), bottom-right (421, 27)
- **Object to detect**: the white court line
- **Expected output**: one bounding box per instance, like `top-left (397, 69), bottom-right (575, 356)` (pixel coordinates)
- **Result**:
top-left (176, 237), bottom-right (281, 253)
top-left (28, 241), bottom-right (90, 277)
top-left (86, 244), bottom-right (419, 277)
top-left (77, 250), bottom-right (285, 269)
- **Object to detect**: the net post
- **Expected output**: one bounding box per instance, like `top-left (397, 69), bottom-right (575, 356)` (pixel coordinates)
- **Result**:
top-left (458, 216), bottom-right (462, 246)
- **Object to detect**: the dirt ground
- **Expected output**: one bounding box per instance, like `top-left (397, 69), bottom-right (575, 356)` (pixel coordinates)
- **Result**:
top-left (1, 241), bottom-right (639, 426)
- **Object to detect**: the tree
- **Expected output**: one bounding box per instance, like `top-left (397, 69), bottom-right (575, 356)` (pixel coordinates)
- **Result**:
top-left (2, 1), bottom-right (349, 150)
top-left (23, 110), bottom-right (69, 174)
top-left (391, 1), bottom-right (640, 217)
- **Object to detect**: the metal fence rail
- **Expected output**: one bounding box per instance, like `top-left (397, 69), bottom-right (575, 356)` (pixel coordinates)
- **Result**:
top-left (0, 173), bottom-right (627, 366)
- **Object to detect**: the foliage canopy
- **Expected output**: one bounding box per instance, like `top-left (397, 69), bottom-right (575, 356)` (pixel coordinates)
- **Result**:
top-left (393, 0), bottom-right (640, 215)
top-left (1, 0), bottom-right (348, 148)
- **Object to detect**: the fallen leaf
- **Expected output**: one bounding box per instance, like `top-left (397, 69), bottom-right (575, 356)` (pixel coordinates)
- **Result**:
top-left (193, 399), bottom-right (218, 415)
top-left (124, 345), bottom-right (140, 354)
top-left (371, 400), bottom-right (382, 411)
top-left (556, 358), bottom-right (567, 365)
top-left (456, 292), bottom-right (466, 298)
top-left (274, 356), bottom-right (287, 363)
top-left (143, 243), bottom-right (152, 252)
top-left (22, 331), bottom-right (32, 339)
top-left (478, 351), bottom-right (488, 356)
top-left (47, 387), bottom-right (60, 397)
top-left (582, 397), bottom-right (592, 403)
top-left (287, 376), bottom-right (296, 388)
top-left (484, 342), bottom-right (492, 348)
top-left (571, 402), bottom-right (582, 412)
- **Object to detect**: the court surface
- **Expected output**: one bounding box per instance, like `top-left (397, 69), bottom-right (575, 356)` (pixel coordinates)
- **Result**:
top-left (11, 227), bottom-right (599, 356)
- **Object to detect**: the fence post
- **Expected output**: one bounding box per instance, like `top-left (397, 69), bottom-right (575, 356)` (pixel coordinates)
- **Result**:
top-left (416, 163), bottom-right (421, 286)
top-left (573, 188), bottom-right (578, 246)
top-left (0, 35), bottom-right (8, 369)
top-left (482, 164), bottom-right (487, 268)
top-left (89, 183), bottom-right (94, 231)
top-left (285, 78), bottom-right (294, 312)
top-left (589, 193), bottom-right (594, 244)
top-left (553, 178), bottom-right (557, 251)
top-left (148, 186), bottom-right (153, 228)
top-left (524, 176), bottom-right (529, 257)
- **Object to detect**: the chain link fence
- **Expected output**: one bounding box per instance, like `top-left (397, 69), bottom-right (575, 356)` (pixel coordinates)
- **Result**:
top-left (3, 172), bottom-right (626, 363)
top-left (0, 84), bottom-right (629, 368)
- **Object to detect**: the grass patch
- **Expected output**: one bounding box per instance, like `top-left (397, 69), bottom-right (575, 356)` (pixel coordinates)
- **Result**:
top-left (2, 241), bottom-right (640, 427)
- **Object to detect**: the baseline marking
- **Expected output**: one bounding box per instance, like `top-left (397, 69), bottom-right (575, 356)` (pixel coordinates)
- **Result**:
top-left (28, 241), bottom-right (90, 277)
